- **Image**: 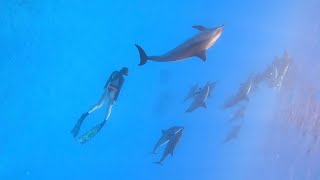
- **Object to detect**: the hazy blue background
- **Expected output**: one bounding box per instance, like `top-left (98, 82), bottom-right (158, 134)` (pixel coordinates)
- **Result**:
top-left (1, 0), bottom-right (319, 179)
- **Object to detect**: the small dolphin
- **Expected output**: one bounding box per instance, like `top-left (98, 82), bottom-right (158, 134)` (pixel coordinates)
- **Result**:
top-left (186, 83), bottom-right (210, 112)
top-left (135, 24), bottom-right (224, 66)
top-left (267, 66), bottom-right (279, 88)
top-left (223, 78), bottom-right (253, 109)
top-left (184, 81), bottom-right (216, 102)
top-left (208, 81), bottom-right (217, 98)
top-left (154, 128), bottom-right (183, 165)
top-left (275, 54), bottom-right (291, 90)
top-left (229, 106), bottom-right (246, 122)
top-left (263, 51), bottom-right (293, 89)
top-left (184, 83), bottom-right (199, 102)
top-left (152, 126), bottom-right (184, 154)
top-left (222, 125), bottom-right (242, 144)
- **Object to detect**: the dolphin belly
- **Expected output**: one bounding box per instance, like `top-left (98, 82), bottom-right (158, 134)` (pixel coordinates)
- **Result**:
top-left (205, 32), bottom-right (222, 50)
top-left (151, 37), bottom-right (210, 62)
top-left (156, 47), bottom-right (200, 62)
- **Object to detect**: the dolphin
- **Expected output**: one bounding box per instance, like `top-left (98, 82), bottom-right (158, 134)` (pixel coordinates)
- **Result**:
top-left (269, 66), bottom-right (279, 88)
top-left (208, 81), bottom-right (217, 98)
top-left (184, 81), bottom-right (217, 102)
top-left (185, 83), bottom-right (210, 112)
top-left (263, 51), bottom-right (293, 89)
top-left (154, 128), bottom-right (183, 165)
top-left (223, 78), bottom-right (253, 109)
top-left (275, 54), bottom-right (292, 90)
top-left (135, 24), bottom-right (224, 66)
top-left (229, 105), bottom-right (246, 122)
top-left (222, 125), bottom-right (242, 144)
top-left (184, 83), bottom-right (199, 102)
top-left (152, 126), bottom-right (184, 154)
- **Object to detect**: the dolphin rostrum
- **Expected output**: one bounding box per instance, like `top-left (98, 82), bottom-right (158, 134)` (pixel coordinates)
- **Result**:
top-left (152, 126), bottom-right (184, 154)
top-left (135, 24), bottom-right (224, 66)
top-left (154, 128), bottom-right (184, 165)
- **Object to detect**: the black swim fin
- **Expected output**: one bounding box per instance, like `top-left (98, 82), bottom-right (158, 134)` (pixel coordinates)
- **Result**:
top-left (135, 44), bottom-right (149, 66)
top-left (77, 120), bottom-right (107, 144)
top-left (71, 112), bottom-right (89, 138)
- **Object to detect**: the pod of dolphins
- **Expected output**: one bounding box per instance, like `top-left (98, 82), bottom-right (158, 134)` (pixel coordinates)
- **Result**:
top-left (135, 24), bottom-right (224, 164)
top-left (134, 24), bottom-right (294, 164)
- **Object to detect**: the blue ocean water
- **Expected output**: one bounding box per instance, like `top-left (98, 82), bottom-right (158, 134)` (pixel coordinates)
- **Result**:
top-left (1, 0), bottom-right (319, 179)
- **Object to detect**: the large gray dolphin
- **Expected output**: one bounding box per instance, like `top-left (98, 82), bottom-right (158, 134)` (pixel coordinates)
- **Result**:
top-left (154, 128), bottom-right (183, 165)
top-left (186, 83), bottom-right (210, 112)
top-left (135, 24), bottom-right (224, 66)
top-left (152, 126), bottom-right (184, 154)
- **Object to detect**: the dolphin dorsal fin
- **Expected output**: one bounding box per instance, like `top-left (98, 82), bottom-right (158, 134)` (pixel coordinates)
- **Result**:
top-left (195, 51), bottom-right (207, 61)
top-left (192, 25), bottom-right (207, 31)
top-left (161, 129), bottom-right (165, 134)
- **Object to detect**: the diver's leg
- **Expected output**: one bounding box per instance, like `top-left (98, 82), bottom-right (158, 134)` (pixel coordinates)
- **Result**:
top-left (76, 91), bottom-right (116, 144)
top-left (88, 90), bottom-right (109, 114)
top-left (104, 91), bottom-right (116, 122)
top-left (71, 90), bottom-right (108, 138)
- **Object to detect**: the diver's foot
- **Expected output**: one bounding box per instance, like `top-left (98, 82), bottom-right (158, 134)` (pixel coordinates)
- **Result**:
top-left (71, 112), bottom-right (89, 138)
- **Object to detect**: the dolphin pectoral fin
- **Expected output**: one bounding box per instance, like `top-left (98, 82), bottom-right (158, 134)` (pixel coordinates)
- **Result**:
top-left (192, 25), bottom-right (207, 31)
top-left (195, 51), bottom-right (207, 61)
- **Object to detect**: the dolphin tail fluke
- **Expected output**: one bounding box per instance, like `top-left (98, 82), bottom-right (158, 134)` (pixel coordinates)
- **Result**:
top-left (135, 44), bottom-right (149, 66)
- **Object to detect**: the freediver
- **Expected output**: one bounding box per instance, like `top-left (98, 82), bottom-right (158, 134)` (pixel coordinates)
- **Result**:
top-left (71, 67), bottom-right (129, 144)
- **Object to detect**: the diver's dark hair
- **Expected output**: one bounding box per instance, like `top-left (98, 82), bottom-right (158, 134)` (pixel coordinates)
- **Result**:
top-left (121, 67), bottom-right (129, 74)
